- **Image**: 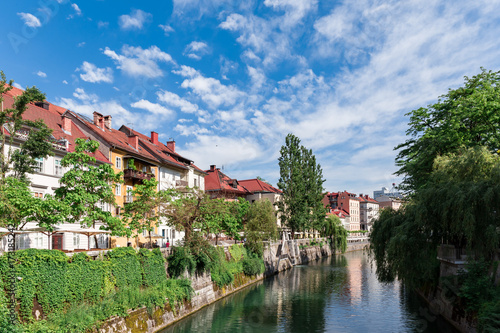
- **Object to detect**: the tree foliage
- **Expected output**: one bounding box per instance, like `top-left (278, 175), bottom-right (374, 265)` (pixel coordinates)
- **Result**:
top-left (55, 138), bottom-right (123, 234)
top-left (0, 71), bottom-right (53, 182)
top-left (277, 134), bottom-right (326, 238)
top-left (244, 200), bottom-right (278, 256)
top-left (395, 68), bottom-right (500, 194)
top-left (320, 215), bottom-right (347, 253)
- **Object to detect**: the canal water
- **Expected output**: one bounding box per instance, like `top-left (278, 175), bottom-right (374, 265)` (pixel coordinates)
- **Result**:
top-left (160, 250), bottom-right (458, 333)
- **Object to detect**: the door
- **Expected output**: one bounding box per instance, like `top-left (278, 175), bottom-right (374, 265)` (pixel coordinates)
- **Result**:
top-left (52, 233), bottom-right (63, 250)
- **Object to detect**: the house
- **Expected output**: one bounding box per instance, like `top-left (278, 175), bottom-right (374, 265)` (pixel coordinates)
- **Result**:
top-left (326, 208), bottom-right (351, 230)
top-left (238, 178), bottom-right (282, 227)
top-left (118, 125), bottom-right (206, 247)
top-left (358, 194), bottom-right (379, 231)
top-left (204, 165), bottom-right (251, 200)
top-left (323, 191), bottom-right (361, 231)
top-left (373, 186), bottom-right (402, 199)
top-left (1, 86), bottom-right (112, 252)
top-left (65, 111), bottom-right (161, 248)
top-left (376, 195), bottom-right (402, 211)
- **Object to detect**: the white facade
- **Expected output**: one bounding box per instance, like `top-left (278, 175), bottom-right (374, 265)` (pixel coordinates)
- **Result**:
top-left (360, 201), bottom-right (379, 231)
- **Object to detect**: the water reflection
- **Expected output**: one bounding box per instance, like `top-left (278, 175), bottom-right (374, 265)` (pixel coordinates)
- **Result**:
top-left (161, 251), bottom-right (457, 333)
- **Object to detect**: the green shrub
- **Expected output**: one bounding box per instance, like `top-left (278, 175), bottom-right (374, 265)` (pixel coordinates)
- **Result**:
top-left (167, 247), bottom-right (196, 278)
top-left (107, 247), bottom-right (142, 290)
top-left (242, 257), bottom-right (264, 276)
top-left (138, 248), bottom-right (166, 287)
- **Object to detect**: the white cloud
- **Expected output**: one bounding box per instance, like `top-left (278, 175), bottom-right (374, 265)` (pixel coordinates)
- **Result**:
top-left (62, 80), bottom-right (68, 85)
top-left (98, 21), bottom-right (109, 29)
top-left (68, 3), bottom-right (82, 18)
top-left (159, 24), bottom-right (174, 35)
top-left (77, 61), bottom-right (113, 83)
top-left (103, 45), bottom-right (175, 78)
top-left (157, 90), bottom-right (201, 114)
top-left (131, 99), bottom-right (174, 117)
top-left (13, 83), bottom-right (24, 90)
top-left (73, 88), bottom-right (98, 103)
top-left (77, 42), bottom-right (86, 47)
top-left (184, 41), bottom-right (209, 60)
top-left (18, 13), bottom-right (41, 28)
top-left (119, 9), bottom-right (152, 30)
top-left (36, 71), bottom-right (47, 78)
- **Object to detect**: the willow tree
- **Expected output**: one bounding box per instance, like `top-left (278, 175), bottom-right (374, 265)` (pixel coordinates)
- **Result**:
top-left (395, 68), bottom-right (500, 194)
top-left (371, 146), bottom-right (500, 287)
top-left (277, 134), bottom-right (325, 238)
top-left (321, 215), bottom-right (347, 253)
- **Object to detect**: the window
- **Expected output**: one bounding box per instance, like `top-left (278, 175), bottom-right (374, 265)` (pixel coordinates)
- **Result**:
top-left (35, 157), bottom-right (44, 173)
top-left (194, 178), bottom-right (197, 187)
top-left (143, 230), bottom-right (148, 237)
top-left (126, 185), bottom-right (133, 203)
top-left (115, 184), bottom-right (121, 196)
top-left (54, 158), bottom-right (63, 176)
top-left (33, 191), bottom-right (44, 198)
top-left (115, 157), bottom-right (122, 169)
top-left (115, 206), bottom-right (121, 216)
top-left (142, 166), bottom-right (147, 173)
top-left (34, 233), bottom-right (43, 248)
top-left (151, 168), bottom-right (156, 175)
top-left (98, 201), bottom-right (109, 211)
top-left (162, 170), bottom-right (166, 179)
top-left (73, 234), bottom-right (80, 249)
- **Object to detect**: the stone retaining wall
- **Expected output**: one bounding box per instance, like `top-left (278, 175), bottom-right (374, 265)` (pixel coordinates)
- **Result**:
top-left (98, 240), bottom-right (367, 333)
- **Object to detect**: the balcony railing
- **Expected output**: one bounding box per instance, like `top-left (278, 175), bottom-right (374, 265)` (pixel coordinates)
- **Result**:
top-left (123, 169), bottom-right (155, 182)
top-left (175, 179), bottom-right (189, 187)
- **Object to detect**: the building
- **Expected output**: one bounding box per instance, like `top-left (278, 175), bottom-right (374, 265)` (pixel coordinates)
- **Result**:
top-left (326, 208), bottom-right (351, 230)
top-left (376, 195), bottom-right (402, 211)
top-left (323, 191), bottom-right (361, 231)
top-left (373, 186), bottom-right (402, 199)
top-left (204, 165), bottom-right (251, 200)
top-left (1, 87), bottom-right (112, 252)
top-left (238, 178), bottom-right (282, 227)
top-left (358, 194), bottom-right (379, 231)
top-left (118, 125), bottom-right (206, 246)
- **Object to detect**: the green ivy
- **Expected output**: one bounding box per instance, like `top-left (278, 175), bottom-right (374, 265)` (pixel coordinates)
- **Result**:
top-left (138, 248), bottom-right (166, 287)
top-left (167, 247), bottom-right (196, 278)
top-left (107, 247), bottom-right (142, 290)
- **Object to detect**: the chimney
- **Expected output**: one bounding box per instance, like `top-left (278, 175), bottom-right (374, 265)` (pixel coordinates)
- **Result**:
top-left (103, 115), bottom-right (112, 129)
top-left (359, 193), bottom-right (363, 197)
top-left (210, 165), bottom-right (216, 172)
top-left (151, 131), bottom-right (159, 145)
top-left (128, 135), bottom-right (139, 150)
top-left (61, 115), bottom-right (71, 134)
top-left (167, 140), bottom-right (175, 152)
top-left (365, 195), bottom-right (369, 199)
top-left (93, 111), bottom-right (103, 125)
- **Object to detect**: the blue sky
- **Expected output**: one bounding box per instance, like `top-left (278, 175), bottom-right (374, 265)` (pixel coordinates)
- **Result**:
top-left (1, 0), bottom-right (500, 195)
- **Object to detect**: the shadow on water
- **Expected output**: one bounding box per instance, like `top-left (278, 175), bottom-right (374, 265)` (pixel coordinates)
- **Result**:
top-left (160, 251), bottom-right (459, 333)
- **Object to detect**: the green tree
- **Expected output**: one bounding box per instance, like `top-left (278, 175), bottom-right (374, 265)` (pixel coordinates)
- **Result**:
top-left (277, 134), bottom-right (325, 238)
top-left (0, 72), bottom-right (53, 183)
top-left (395, 68), bottom-right (500, 194)
top-left (55, 138), bottom-right (124, 236)
top-left (122, 178), bottom-right (160, 247)
top-left (245, 200), bottom-right (278, 256)
top-left (321, 215), bottom-right (347, 253)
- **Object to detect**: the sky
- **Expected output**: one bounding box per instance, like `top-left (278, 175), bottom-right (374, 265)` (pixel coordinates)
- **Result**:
top-left (1, 0), bottom-right (500, 196)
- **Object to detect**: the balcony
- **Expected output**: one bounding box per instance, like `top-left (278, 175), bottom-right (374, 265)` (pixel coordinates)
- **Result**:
top-left (175, 179), bottom-right (189, 188)
top-left (123, 168), bottom-right (155, 183)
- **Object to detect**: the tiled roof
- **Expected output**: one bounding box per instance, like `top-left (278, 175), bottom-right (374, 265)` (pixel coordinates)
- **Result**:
top-left (4, 85), bottom-right (67, 115)
top-left (68, 112), bottom-right (159, 164)
top-left (238, 179), bottom-right (282, 194)
top-left (119, 125), bottom-right (205, 173)
top-left (1, 91), bottom-right (110, 164)
top-left (204, 167), bottom-right (251, 195)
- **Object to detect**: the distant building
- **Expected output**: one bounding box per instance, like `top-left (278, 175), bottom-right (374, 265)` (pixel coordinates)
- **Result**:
top-left (323, 191), bottom-right (360, 231)
top-left (204, 165), bottom-right (251, 200)
top-left (373, 186), bottom-right (402, 199)
top-left (376, 195), bottom-right (402, 211)
top-left (358, 194), bottom-right (379, 231)
top-left (238, 178), bottom-right (283, 227)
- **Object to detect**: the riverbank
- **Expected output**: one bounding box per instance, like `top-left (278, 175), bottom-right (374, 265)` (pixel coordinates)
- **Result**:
top-left (98, 240), bottom-right (368, 333)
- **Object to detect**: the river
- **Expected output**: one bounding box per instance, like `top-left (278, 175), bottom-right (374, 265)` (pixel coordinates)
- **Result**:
top-left (160, 250), bottom-right (458, 333)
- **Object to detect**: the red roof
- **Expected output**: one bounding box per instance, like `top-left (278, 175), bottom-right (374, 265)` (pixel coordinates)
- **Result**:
top-left (68, 112), bottom-right (159, 164)
top-left (4, 85), bottom-right (67, 115)
top-left (358, 194), bottom-right (379, 204)
top-left (1, 91), bottom-right (110, 164)
top-left (238, 179), bottom-right (282, 194)
top-left (119, 125), bottom-right (205, 173)
top-left (204, 166), bottom-right (251, 195)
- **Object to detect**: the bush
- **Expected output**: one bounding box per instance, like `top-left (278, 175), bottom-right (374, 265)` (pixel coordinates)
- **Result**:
top-left (242, 257), bottom-right (264, 276)
top-left (167, 247), bottom-right (196, 278)
top-left (107, 247), bottom-right (142, 290)
top-left (138, 248), bottom-right (166, 287)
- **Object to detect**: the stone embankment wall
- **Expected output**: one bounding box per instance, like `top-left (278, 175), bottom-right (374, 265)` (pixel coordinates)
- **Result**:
top-left (98, 240), bottom-right (367, 333)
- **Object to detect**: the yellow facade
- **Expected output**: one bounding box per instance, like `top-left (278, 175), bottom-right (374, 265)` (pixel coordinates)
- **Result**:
top-left (109, 149), bottom-right (160, 248)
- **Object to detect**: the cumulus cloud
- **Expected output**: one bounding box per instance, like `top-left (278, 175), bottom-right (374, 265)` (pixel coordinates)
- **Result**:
top-left (184, 41), bottom-right (209, 60)
top-left (131, 99), bottom-right (174, 117)
top-left (157, 90), bottom-right (201, 114)
top-left (103, 45), bottom-right (175, 78)
top-left (18, 13), bottom-right (41, 28)
top-left (159, 24), bottom-right (174, 35)
top-left (73, 88), bottom-right (98, 103)
top-left (36, 71), bottom-right (47, 78)
top-left (77, 61), bottom-right (113, 83)
top-left (119, 9), bottom-right (152, 30)
top-left (172, 65), bottom-right (244, 108)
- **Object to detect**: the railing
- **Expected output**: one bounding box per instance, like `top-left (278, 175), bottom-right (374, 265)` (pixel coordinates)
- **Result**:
top-left (123, 169), bottom-right (155, 182)
top-left (175, 179), bottom-right (189, 187)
